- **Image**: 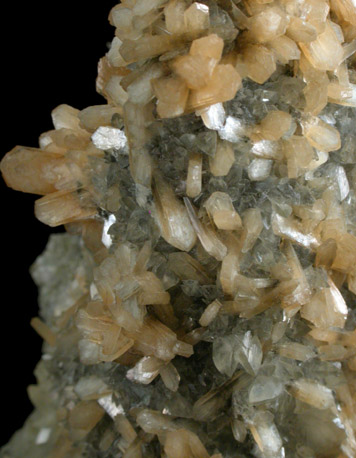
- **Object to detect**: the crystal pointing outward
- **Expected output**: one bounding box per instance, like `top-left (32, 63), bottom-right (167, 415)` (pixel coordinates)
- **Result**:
top-left (152, 174), bottom-right (196, 252)
top-left (1, 0), bottom-right (356, 457)
top-left (204, 192), bottom-right (242, 231)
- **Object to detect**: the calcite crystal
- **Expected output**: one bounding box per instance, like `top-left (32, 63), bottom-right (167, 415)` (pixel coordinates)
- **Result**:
top-left (1, 0), bottom-right (356, 457)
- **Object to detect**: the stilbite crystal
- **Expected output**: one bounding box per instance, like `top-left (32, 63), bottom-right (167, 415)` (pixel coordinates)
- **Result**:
top-left (204, 192), bottom-right (242, 231)
top-left (2, 0), bottom-right (356, 456)
top-left (152, 173), bottom-right (196, 252)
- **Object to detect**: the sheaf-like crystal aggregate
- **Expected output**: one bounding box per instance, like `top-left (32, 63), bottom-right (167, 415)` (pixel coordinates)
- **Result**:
top-left (1, 0), bottom-right (356, 457)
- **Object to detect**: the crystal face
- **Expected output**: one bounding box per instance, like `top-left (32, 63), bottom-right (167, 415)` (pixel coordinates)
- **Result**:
top-left (1, 1), bottom-right (356, 457)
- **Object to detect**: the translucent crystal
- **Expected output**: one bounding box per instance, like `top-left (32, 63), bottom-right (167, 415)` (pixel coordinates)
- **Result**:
top-left (248, 7), bottom-right (288, 43)
top-left (301, 279), bottom-right (348, 328)
top-left (204, 192), bottom-right (242, 230)
top-left (247, 158), bottom-right (273, 181)
top-left (243, 44), bottom-right (276, 84)
top-left (250, 411), bottom-right (284, 458)
top-left (188, 64), bottom-right (242, 110)
top-left (164, 429), bottom-right (210, 458)
top-left (184, 2), bottom-right (210, 34)
top-left (249, 375), bottom-right (284, 403)
top-left (288, 379), bottom-right (334, 410)
top-left (3, 1), bottom-right (356, 457)
top-left (299, 20), bottom-right (344, 71)
top-left (152, 174), bottom-right (196, 251)
top-left (209, 140), bottom-right (235, 176)
top-left (186, 152), bottom-right (202, 198)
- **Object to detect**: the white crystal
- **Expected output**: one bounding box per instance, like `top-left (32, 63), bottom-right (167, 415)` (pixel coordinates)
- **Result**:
top-left (35, 428), bottom-right (51, 445)
top-left (92, 126), bottom-right (127, 150)
top-left (249, 376), bottom-right (284, 403)
top-left (336, 165), bottom-right (349, 201)
top-left (218, 116), bottom-right (245, 142)
top-left (98, 395), bottom-right (125, 419)
top-left (199, 103), bottom-right (226, 130)
top-left (102, 214), bottom-right (116, 249)
top-left (248, 158), bottom-right (273, 181)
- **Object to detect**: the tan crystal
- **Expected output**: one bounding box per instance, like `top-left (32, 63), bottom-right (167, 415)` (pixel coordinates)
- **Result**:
top-left (159, 362), bottom-right (180, 392)
top-left (272, 212), bottom-right (319, 249)
top-left (168, 252), bottom-right (212, 284)
top-left (277, 341), bottom-right (315, 361)
top-left (0, 146), bottom-right (62, 195)
top-left (199, 299), bottom-right (222, 327)
top-left (243, 44), bottom-right (276, 84)
top-left (51, 104), bottom-right (83, 132)
top-left (188, 64), bottom-right (242, 110)
top-left (128, 317), bottom-right (193, 361)
top-left (164, 429), bottom-right (210, 458)
top-left (328, 82), bottom-right (356, 107)
top-left (186, 152), bottom-right (202, 198)
top-left (30, 317), bottom-right (57, 347)
top-left (248, 7), bottom-right (288, 43)
top-left (183, 2), bottom-right (210, 34)
top-left (301, 279), bottom-right (348, 329)
top-left (190, 34), bottom-right (224, 61)
top-left (286, 17), bottom-right (318, 42)
top-left (152, 75), bottom-right (189, 118)
top-left (252, 110), bottom-right (292, 141)
top-left (172, 54), bottom-right (217, 90)
top-left (164, 0), bottom-right (187, 35)
top-left (304, 0), bottom-right (330, 32)
top-left (136, 271), bottom-right (170, 306)
top-left (220, 251), bottom-right (240, 296)
top-left (241, 208), bottom-right (263, 253)
top-left (119, 35), bottom-right (175, 63)
top-left (315, 238), bottom-right (337, 268)
top-left (302, 117), bottom-right (341, 152)
top-left (283, 135), bottom-right (315, 178)
top-left (281, 241), bottom-right (312, 308)
top-left (209, 140), bottom-right (235, 176)
top-left (318, 343), bottom-right (354, 361)
top-left (288, 379), bottom-right (334, 410)
top-left (152, 173), bottom-right (196, 252)
top-left (68, 401), bottom-right (105, 440)
top-left (204, 192), bottom-right (242, 231)
top-left (35, 189), bottom-right (97, 227)
top-left (126, 356), bottom-right (163, 384)
top-left (332, 0), bottom-right (356, 26)
top-left (299, 21), bottom-right (344, 71)
top-left (184, 197), bottom-right (227, 261)
top-left (115, 414), bottom-right (137, 451)
top-left (136, 409), bottom-right (176, 436)
top-left (304, 78), bottom-right (329, 116)
top-left (78, 105), bottom-right (123, 132)
top-left (268, 35), bottom-right (301, 63)
top-left (331, 233), bottom-right (356, 273)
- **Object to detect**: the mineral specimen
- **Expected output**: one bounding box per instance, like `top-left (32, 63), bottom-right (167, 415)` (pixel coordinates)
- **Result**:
top-left (1, 0), bottom-right (356, 457)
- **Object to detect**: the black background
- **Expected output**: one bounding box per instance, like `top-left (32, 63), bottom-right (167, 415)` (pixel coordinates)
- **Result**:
top-left (1, 0), bottom-right (118, 445)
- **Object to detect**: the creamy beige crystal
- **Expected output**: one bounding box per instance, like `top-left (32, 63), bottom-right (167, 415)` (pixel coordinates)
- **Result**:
top-left (1, 0), bottom-right (356, 457)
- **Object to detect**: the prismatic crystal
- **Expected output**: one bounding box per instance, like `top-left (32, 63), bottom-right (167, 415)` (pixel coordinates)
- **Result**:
top-left (1, 1), bottom-right (356, 457)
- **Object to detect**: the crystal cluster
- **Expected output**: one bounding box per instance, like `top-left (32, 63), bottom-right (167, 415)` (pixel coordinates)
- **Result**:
top-left (1, 0), bottom-right (356, 457)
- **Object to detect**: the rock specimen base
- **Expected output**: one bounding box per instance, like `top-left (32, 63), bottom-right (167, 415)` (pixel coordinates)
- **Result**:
top-left (1, 1), bottom-right (356, 457)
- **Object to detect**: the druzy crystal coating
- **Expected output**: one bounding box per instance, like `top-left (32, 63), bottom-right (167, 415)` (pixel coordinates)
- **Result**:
top-left (1, 0), bottom-right (356, 457)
